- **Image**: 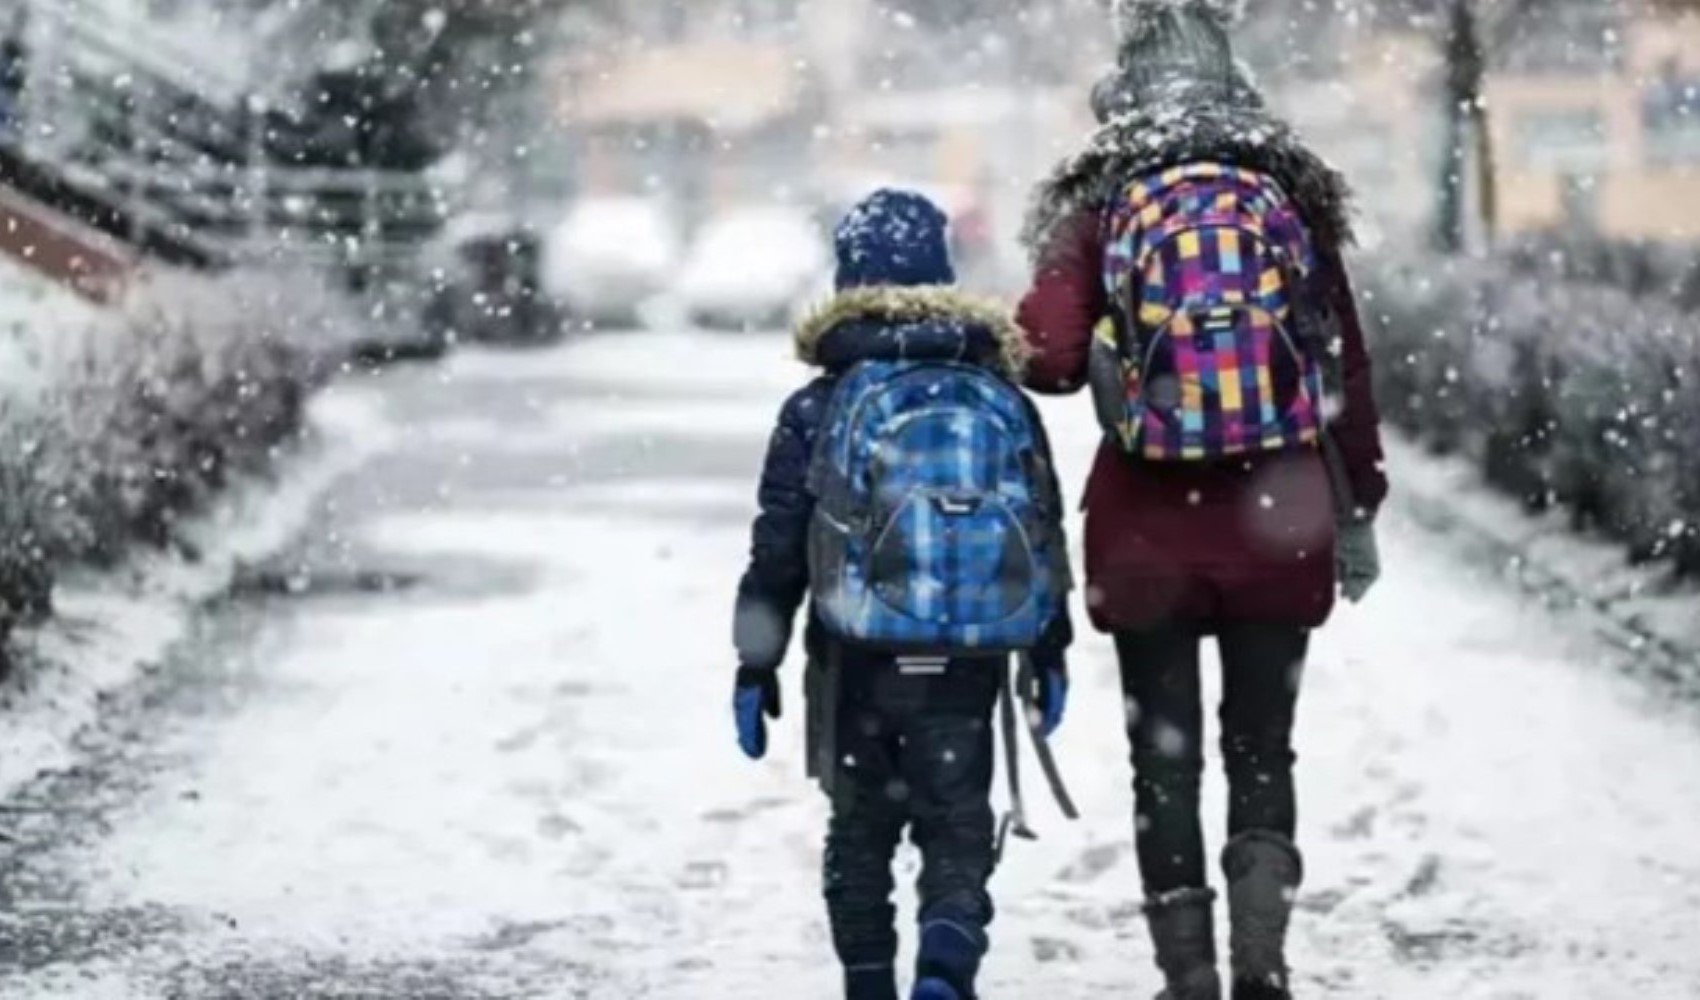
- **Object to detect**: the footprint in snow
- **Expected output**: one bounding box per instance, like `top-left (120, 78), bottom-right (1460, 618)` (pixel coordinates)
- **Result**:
top-left (1056, 841), bottom-right (1129, 884)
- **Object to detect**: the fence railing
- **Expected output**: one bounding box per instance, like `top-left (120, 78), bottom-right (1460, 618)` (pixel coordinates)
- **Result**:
top-left (4, 0), bottom-right (448, 273)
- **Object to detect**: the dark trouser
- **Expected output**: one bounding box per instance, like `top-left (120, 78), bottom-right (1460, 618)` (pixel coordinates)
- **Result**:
top-left (1115, 623), bottom-right (1308, 896)
top-left (820, 655), bottom-right (1001, 976)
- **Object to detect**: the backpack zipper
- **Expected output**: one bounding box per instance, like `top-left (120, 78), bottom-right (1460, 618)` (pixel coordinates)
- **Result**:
top-left (1129, 223), bottom-right (1316, 416)
top-left (866, 490), bottom-right (1041, 626)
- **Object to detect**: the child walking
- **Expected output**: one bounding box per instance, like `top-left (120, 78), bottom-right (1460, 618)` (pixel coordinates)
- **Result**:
top-left (731, 190), bottom-right (1074, 1000)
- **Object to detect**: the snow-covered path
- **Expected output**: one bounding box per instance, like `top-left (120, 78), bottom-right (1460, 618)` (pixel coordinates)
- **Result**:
top-left (2, 331), bottom-right (1698, 999)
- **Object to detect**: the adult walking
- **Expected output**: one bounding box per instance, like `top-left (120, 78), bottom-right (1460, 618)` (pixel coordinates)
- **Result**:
top-left (1016, 2), bottom-right (1388, 998)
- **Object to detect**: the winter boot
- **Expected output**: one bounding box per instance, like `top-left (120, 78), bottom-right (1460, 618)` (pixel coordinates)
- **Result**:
top-left (845, 963), bottom-right (899, 1000)
top-left (1222, 831), bottom-right (1304, 1000)
top-left (912, 920), bottom-right (985, 1000)
top-left (1143, 887), bottom-right (1222, 1000)
top-left (911, 980), bottom-right (961, 1000)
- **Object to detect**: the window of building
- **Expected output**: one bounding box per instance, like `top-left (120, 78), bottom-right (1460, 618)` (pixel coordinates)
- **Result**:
top-left (1559, 174), bottom-right (1600, 232)
top-left (622, 3), bottom-right (689, 43)
top-left (1513, 108), bottom-right (1607, 172)
top-left (736, 0), bottom-right (797, 38)
top-left (1498, 6), bottom-right (1626, 75)
top-left (1644, 69), bottom-right (1700, 166)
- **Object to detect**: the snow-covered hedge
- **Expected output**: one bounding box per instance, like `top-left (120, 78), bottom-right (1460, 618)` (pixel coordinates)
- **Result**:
top-left (1499, 233), bottom-right (1700, 315)
top-left (0, 268), bottom-right (348, 647)
top-left (1363, 254), bottom-right (1700, 577)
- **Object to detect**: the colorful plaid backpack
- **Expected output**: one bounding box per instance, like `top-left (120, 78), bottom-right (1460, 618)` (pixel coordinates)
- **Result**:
top-left (1091, 163), bottom-right (1332, 462)
top-left (806, 361), bottom-right (1067, 654)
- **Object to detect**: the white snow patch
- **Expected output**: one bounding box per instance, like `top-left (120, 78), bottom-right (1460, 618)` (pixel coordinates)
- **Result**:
top-left (0, 385), bottom-right (392, 800)
top-left (9, 331), bottom-right (1700, 997)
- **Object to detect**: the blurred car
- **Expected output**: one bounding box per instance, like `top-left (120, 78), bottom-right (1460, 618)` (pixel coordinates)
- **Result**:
top-left (423, 219), bottom-right (563, 347)
top-left (677, 206), bottom-right (830, 330)
top-left (543, 197), bottom-right (678, 328)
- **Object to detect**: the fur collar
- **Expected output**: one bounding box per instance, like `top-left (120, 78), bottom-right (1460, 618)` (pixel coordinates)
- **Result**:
top-left (1022, 97), bottom-right (1355, 261)
top-left (794, 285), bottom-right (1030, 378)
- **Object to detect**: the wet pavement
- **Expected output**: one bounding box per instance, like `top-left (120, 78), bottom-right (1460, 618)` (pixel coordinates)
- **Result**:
top-left (2, 331), bottom-right (1699, 999)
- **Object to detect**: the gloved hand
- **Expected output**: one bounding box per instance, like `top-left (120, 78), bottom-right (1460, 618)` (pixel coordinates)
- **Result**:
top-left (1336, 519), bottom-right (1382, 604)
top-left (1039, 668), bottom-right (1069, 739)
top-left (733, 667), bottom-right (782, 760)
top-left (1024, 654), bottom-right (1069, 739)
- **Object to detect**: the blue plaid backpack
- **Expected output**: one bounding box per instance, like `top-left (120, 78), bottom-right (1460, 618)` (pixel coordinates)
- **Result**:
top-left (806, 360), bottom-right (1067, 655)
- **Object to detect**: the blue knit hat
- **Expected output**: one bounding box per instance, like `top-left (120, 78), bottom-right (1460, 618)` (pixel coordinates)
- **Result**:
top-left (833, 189), bottom-right (956, 290)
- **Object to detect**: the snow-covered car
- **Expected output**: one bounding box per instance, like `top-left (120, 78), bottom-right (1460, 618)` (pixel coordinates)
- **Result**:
top-left (423, 222), bottom-right (562, 347)
top-left (677, 206), bottom-right (830, 330)
top-left (543, 198), bottom-right (678, 328)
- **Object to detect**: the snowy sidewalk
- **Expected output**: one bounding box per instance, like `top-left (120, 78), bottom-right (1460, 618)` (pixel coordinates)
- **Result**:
top-left (2, 331), bottom-right (1698, 999)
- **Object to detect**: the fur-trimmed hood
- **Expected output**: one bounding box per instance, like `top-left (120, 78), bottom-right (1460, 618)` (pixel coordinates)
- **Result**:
top-left (794, 285), bottom-right (1030, 378)
top-left (1023, 87), bottom-right (1354, 261)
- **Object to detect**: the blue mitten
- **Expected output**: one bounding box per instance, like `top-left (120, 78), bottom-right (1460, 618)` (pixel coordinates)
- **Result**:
top-left (1040, 669), bottom-right (1069, 739)
top-left (733, 667), bottom-right (782, 760)
top-left (1025, 652), bottom-right (1069, 739)
top-left (1038, 667), bottom-right (1069, 739)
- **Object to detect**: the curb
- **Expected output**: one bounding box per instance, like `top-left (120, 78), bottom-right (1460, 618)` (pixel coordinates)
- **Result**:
top-left (1387, 435), bottom-right (1700, 696)
top-left (0, 386), bottom-right (390, 801)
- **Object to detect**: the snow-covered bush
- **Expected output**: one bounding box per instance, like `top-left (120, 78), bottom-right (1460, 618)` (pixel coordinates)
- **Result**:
top-left (1499, 233), bottom-right (1700, 315)
top-left (1364, 253), bottom-right (1700, 576)
top-left (0, 268), bottom-right (349, 645)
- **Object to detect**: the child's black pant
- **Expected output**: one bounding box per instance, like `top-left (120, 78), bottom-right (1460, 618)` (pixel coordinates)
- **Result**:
top-left (818, 654), bottom-right (1002, 975)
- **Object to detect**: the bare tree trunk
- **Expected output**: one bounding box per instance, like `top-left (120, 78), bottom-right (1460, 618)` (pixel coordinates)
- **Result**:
top-left (1436, 0), bottom-right (1495, 252)
top-left (1470, 70), bottom-right (1498, 248)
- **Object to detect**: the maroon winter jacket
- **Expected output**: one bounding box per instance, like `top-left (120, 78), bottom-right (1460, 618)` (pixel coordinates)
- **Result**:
top-left (1017, 207), bottom-right (1389, 633)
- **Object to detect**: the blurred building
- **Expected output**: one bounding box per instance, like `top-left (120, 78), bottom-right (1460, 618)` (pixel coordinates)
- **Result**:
top-left (547, 0), bottom-right (1097, 285)
top-left (554, 1), bottom-right (823, 233)
top-left (1277, 29), bottom-right (1444, 249)
top-left (1487, 6), bottom-right (1700, 240)
top-left (1295, 2), bottom-right (1700, 247)
top-left (817, 1), bottom-right (1096, 285)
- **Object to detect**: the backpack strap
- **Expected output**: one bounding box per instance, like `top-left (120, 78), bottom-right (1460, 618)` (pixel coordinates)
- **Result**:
top-left (1095, 193), bottom-right (1145, 450)
top-left (1017, 653), bottom-right (1081, 821)
top-left (807, 643), bottom-right (844, 794)
top-left (1017, 393), bottom-right (1076, 597)
top-left (994, 655), bottom-right (1035, 861)
top-left (1273, 252), bottom-right (1361, 520)
top-left (1319, 430), bottom-right (1360, 524)
top-left (993, 654), bottom-right (1081, 863)
top-left (805, 365), bottom-right (877, 534)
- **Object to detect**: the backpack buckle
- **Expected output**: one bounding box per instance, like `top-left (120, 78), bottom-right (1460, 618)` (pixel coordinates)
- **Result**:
top-left (932, 493), bottom-right (983, 516)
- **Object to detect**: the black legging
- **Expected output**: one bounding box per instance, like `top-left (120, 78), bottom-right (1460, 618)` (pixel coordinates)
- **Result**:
top-left (1116, 623), bottom-right (1309, 896)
